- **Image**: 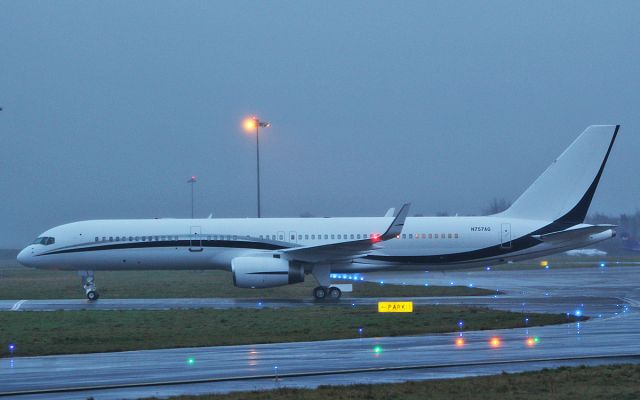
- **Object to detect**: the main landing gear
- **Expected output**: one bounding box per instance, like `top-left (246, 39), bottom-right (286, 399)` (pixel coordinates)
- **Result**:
top-left (79, 271), bottom-right (99, 301)
top-left (313, 286), bottom-right (342, 301)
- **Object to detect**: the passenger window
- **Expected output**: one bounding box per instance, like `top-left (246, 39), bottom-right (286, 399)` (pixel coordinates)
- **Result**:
top-left (350, 234), bottom-right (354, 239)
top-left (324, 234), bottom-right (328, 239)
top-left (422, 233), bottom-right (426, 239)
top-left (429, 234), bottom-right (432, 239)
top-left (364, 234), bottom-right (369, 239)
top-left (298, 235), bottom-right (302, 240)
top-left (434, 234), bottom-right (438, 239)
top-left (357, 234), bottom-right (361, 239)
top-left (441, 234), bottom-right (446, 239)
top-left (337, 234), bottom-right (341, 239)
top-left (109, 236), bottom-right (114, 242)
top-left (305, 234), bottom-right (309, 240)
top-left (402, 234), bottom-right (406, 239)
top-left (95, 237), bottom-right (99, 242)
top-left (409, 234), bottom-right (413, 239)
top-left (448, 233), bottom-right (452, 239)
top-left (454, 233), bottom-right (459, 239)
top-left (311, 234), bottom-right (316, 240)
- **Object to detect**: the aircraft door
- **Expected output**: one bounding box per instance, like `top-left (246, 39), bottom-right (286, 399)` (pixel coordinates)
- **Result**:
top-left (190, 226), bottom-right (203, 252)
top-left (501, 223), bottom-right (512, 248)
top-left (288, 231), bottom-right (298, 243)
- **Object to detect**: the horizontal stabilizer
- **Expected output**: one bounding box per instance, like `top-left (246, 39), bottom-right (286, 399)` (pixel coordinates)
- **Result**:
top-left (532, 224), bottom-right (616, 243)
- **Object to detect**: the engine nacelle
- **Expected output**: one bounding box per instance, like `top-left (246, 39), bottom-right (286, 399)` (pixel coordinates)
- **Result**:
top-left (232, 256), bottom-right (304, 289)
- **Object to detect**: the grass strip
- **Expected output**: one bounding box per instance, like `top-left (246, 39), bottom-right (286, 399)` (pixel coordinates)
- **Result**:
top-left (0, 305), bottom-right (582, 357)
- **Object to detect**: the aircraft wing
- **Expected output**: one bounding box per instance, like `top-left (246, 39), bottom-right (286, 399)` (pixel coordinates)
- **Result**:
top-left (532, 224), bottom-right (616, 243)
top-left (279, 203), bottom-right (410, 263)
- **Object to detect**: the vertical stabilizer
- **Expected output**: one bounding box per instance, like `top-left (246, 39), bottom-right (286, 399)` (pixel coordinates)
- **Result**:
top-left (501, 125), bottom-right (619, 225)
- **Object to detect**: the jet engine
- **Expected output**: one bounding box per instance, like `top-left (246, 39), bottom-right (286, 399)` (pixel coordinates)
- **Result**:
top-left (231, 256), bottom-right (304, 288)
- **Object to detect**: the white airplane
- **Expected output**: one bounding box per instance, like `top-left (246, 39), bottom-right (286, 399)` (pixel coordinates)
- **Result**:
top-left (17, 125), bottom-right (620, 301)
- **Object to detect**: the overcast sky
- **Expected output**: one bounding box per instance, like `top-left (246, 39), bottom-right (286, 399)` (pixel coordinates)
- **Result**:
top-left (1, 1), bottom-right (639, 247)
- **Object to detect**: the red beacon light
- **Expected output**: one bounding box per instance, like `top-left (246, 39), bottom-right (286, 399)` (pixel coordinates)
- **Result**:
top-left (371, 233), bottom-right (381, 243)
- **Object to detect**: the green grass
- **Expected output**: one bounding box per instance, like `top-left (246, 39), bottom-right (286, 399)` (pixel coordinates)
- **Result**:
top-left (153, 364), bottom-right (640, 400)
top-left (0, 264), bottom-right (494, 299)
top-left (0, 305), bottom-right (583, 358)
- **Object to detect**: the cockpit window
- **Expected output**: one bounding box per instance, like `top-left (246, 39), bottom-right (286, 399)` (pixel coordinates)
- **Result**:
top-left (32, 237), bottom-right (55, 245)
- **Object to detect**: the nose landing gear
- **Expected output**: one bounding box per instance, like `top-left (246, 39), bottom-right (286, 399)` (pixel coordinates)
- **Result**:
top-left (79, 271), bottom-right (99, 301)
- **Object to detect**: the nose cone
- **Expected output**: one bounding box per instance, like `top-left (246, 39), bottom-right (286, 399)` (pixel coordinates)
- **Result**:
top-left (17, 247), bottom-right (33, 267)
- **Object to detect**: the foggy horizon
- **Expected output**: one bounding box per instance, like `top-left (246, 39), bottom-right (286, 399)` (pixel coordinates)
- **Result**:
top-left (1, 2), bottom-right (639, 248)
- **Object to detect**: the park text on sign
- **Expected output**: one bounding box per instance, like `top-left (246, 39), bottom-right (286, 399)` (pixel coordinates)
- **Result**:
top-left (378, 301), bottom-right (414, 313)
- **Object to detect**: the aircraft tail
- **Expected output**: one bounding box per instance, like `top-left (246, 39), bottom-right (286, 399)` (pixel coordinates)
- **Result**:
top-left (501, 125), bottom-right (619, 225)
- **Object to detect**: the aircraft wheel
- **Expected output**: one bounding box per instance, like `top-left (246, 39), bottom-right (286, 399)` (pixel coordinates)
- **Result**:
top-left (313, 286), bottom-right (327, 300)
top-left (328, 286), bottom-right (342, 300)
top-left (87, 290), bottom-right (99, 301)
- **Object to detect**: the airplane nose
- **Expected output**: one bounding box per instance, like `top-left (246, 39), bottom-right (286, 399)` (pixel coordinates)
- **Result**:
top-left (17, 248), bottom-right (32, 267)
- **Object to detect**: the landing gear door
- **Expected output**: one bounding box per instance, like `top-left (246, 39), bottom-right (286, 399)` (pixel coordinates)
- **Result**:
top-left (501, 223), bottom-right (512, 248)
top-left (190, 226), bottom-right (203, 252)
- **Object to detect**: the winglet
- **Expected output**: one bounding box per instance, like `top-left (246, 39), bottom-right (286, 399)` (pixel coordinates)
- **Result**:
top-left (384, 208), bottom-right (396, 217)
top-left (381, 203), bottom-right (411, 240)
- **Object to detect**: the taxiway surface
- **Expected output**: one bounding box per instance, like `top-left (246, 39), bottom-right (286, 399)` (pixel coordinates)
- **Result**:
top-left (1, 266), bottom-right (639, 399)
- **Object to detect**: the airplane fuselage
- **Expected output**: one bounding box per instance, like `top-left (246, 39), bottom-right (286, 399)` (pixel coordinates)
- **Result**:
top-left (17, 215), bottom-right (614, 273)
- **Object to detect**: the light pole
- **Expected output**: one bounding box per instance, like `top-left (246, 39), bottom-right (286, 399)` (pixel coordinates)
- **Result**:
top-left (187, 176), bottom-right (197, 218)
top-left (244, 116), bottom-right (270, 218)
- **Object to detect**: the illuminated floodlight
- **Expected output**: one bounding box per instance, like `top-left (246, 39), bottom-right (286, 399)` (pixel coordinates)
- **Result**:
top-left (455, 337), bottom-right (465, 347)
top-left (600, 262), bottom-right (606, 268)
top-left (486, 266), bottom-right (491, 271)
top-left (574, 309), bottom-right (582, 317)
top-left (489, 337), bottom-right (501, 348)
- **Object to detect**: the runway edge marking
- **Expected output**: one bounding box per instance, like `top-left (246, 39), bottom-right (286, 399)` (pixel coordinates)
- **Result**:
top-left (1, 353), bottom-right (639, 397)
